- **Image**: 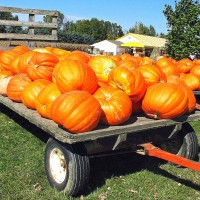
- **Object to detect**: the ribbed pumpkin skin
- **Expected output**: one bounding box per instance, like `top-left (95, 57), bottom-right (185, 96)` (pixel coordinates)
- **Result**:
top-left (26, 52), bottom-right (59, 81)
top-left (142, 83), bottom-right (188, 119)
top-left (176, 58), bottom-right (194, 74)
top-left (190, 66), bottom-right (200, 79)
top-left (35, 83), bottom-right (61, 119)
top-left (180, 73), bottom-right (200, 91)
top-left (108, 66), bottom-right (146, 103)
top-left (138, 64), bottom-right (166, 87)
top-left (166, 75), bottom-right (196, 113)
top-left (0, 50), bottom-right (20, 71)
top-left (17, 51), bottom-right (38, 73)
top-left (51, 91), bottom-right (101, 133)
top-left (21, 79), bottom-right (51, 109)
top-left (7, 74), bottom-right (32, 102)
top-left (88, 56), bottom-right (117, 83)
top-left (52, 60), bottom-right (98, 94)
top-left (93, 86), bottom-right (132, 125)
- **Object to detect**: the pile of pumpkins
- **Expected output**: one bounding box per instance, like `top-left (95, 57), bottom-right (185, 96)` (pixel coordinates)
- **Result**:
top-left (0, 45), bottom-right (200, 134)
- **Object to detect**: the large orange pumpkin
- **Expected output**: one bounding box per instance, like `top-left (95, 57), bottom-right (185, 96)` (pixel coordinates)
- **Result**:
top-left (93, 86), bottom-right (132, 125)
top-left (180, 73), bottom-right (200, 91)
top-left (52, 59), bottom-right (98, 94)
top-left (156, 57), bottom-right (178, 76)
top-left (108, 66), bottom-right (146, 102)
top-left (21, 79), bottom-right (51, 109)
top-left (16, 51), bottom-right (38, 73)
top-left (88, 56), bottom-right (117, 83)
top-left (13, 45), bottom-right (30, 55)
top-left (51, 90), bottom-right (101, 133)
top-left (0, 50), bottom-right (20, 71)
top-left (190, 66), bottom-right (200, 79)
top-left (176, 58), bottom-right (194, 74)
top-left (26, 52), bottom-right (59, 81)
top-left (35, 83), bottom-right (61, 119)
top-left (7, 73), bottom-right (32, 102)
top-left (138, 64), bottom-right (166, 87)
top-left (63, 50), bottom-right (90, 63)
top-left (142, 83), bottom-right (188, 119)
top-left (166, 74), bottom-right (196, 113)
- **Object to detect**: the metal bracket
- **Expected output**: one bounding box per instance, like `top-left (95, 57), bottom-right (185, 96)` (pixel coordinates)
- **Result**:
top-left (168, 123), bottom-right (182, 139)
top-left (112, 133), bottom-right (127, 150)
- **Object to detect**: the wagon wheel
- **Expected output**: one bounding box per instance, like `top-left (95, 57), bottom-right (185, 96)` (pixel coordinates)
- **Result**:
top-left (158, 122), bottom-right (199, 163)
top-left (44, 138), bottom-right (90, 196)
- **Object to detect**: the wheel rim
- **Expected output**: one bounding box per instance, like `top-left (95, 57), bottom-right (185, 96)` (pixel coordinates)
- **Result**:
top-left (49, 148), bottom-right (67, 183)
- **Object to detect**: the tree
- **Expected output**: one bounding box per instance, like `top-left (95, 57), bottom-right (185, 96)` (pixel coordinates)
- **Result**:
top-left (129, 22), bottom-right (157, 36)
top-left (66, 18), bottom-right (124, 42)
top-left (0, 12), bottom-right (22, 33)
top-left (163, 0), bottom-right (200, 59)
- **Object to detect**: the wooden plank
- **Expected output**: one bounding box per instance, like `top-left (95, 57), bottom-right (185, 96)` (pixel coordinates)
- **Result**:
top-left (0, 33), bottom-right (57, 41)
top-left (0, 95), bottom-right (200, 144)
top-left (0, 20), bottom-right (58, 28)
top-left (0, 6), bottom-right (58, 16)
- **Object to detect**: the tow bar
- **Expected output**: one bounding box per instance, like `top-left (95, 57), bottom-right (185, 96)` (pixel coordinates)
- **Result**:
top-left (138, 143), bottom-right (200, 172)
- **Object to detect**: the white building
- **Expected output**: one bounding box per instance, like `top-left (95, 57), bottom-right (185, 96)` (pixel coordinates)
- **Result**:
top-left (91, 40), bottom-right (122, 55)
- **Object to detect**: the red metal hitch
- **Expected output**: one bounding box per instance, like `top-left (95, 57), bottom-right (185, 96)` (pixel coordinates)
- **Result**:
top-left (138, 143), bottom-right (200, 172)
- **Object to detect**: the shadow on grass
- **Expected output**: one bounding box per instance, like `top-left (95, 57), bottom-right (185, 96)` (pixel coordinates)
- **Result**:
top-left (84, 153), bottom-right (200, 195)
top-left (1, 104), bottom-right (200, 196)
top-left (0, 104), bottom-right (50, 143)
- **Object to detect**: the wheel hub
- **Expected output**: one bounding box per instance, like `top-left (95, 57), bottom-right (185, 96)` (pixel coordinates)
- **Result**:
top-left (49, 148), bottom-right (67, 183)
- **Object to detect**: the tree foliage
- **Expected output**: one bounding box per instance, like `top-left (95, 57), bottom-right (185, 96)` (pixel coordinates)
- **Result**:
top-left (64, 18), bottom-right (124, 42)
top-left (0, 12), bottom-right (22, 33)
top-left (163, 0), bottom-right (200, 59)
top-left (129, 22), bottom-right (156, 36)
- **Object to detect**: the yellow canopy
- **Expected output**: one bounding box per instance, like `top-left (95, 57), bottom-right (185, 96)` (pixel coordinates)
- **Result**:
top-left (121, 41), bottom-right (144, 48)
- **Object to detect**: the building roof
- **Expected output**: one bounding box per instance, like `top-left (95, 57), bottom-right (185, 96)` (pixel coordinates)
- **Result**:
top-left (117, 33), bottom-right (167, 48)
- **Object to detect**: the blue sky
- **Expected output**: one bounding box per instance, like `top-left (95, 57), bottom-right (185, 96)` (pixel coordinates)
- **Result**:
top-left (1, 0), bottom-right (176, 34)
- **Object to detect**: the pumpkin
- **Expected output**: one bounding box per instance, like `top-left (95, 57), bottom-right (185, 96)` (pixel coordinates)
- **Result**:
top-left (0, 76), bottom-right (13, 96)
top-left (0, 50), bottom-right (20, 71)
top-left (176, 58), bottom-right (194, 74)
top-left (156, 57), bottom-right (178, 76)
top-left (138, 64), bottom-right (166, 87)
top-left (108, 66), bottom-right (146, 102)
top-left (166, 74), bottom-right (196, 113)
top-left (26, 52), bottom-right (59, 81)
top-left (21, 79), bottom-right (51, 109)
top-left (52, 59), bottom-right (98, 94)
top-left (190, 66), bottom-right (200, 79)
top-left (7, 73), bottom-right (32, 102)
top-left (110, 55), bottom-right (122, 64)
top-left (13, 45), bottom-right (30, 55)
top-left (88, 56), bottom-right (117, 83)
top-left (142, 83), bottom-right (188, 119)
top-left (118, 59), bottom-right (138, 71)
top-left (180, 73), bottom-right (200, 91)
top-left (0, 70), bottom-right (13, 79)
top-left (93, 86), bottom-right (132, 125)
top-left (16, 51), bottom-right (38, 73)
top-left (63, 50), bottom-right (90, 63)
top-left (35, 83), bottom-right (61, 119)
top-left (139, 57), bottom-right (154, 66)
top-left (51, 90), bottom-right (101, 133)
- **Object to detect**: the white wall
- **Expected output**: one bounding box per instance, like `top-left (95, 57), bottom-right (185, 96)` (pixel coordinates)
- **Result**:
top-left (91, 40), bottom-right (118, 55)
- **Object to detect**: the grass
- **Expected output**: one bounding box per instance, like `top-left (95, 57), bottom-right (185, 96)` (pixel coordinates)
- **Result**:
top-left (0, 104), bottom-right (200, 200)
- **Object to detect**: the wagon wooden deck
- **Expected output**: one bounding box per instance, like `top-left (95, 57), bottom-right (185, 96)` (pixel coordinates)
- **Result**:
top-left (1, 94), bottom-right (200, 144)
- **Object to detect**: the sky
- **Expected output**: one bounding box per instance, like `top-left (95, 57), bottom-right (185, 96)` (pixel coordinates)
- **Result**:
top-left (0, 0), bottom-right (176, 34)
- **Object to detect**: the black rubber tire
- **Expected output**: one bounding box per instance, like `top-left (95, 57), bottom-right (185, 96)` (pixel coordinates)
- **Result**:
top-left (159, 123), bottom-right (199, 162)
top-left (44, 138), bottom-right (90, 196)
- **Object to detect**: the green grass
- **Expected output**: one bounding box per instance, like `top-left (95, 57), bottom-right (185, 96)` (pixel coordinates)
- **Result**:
top-left (0, 104), bottom-right (200, 200)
